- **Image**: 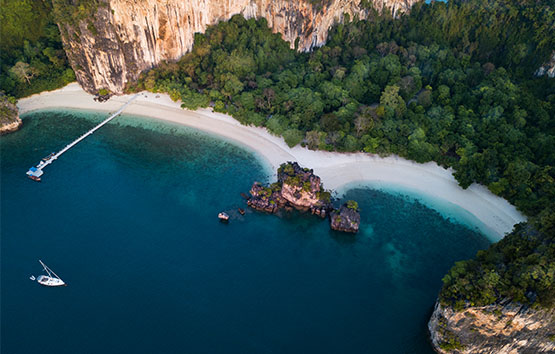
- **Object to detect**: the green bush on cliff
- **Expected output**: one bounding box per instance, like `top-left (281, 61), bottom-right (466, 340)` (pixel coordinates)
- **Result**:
top-left (346, 200), bottom-right (359, 211)
top-left (279, 163), bottom-right (295, 176)
top-left (284, 175), bottom-right (301, 187)
top-left (317, 191), bottom-right (331, 204)
top-left (270, 182), bottom-right (282, 193)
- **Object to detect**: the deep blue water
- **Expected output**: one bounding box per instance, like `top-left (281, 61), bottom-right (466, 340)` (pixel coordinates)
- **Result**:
top-left (1, 109), bottom-right (489, 354)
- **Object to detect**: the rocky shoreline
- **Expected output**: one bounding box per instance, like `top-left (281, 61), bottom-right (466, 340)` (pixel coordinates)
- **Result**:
top-left (429, 301), bottom-right (555, 353)
top-left (0, 94), bottom-right (22, 135)
top-left (247, 162), bottom-right (360, 233)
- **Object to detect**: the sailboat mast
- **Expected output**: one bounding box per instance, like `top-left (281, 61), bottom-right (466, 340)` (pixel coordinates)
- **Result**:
top-left (38, 260), bottom-right (57, 279)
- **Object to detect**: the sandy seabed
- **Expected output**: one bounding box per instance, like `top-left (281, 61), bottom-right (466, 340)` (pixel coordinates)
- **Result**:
top-left (18, 83), bottom-right (526, 240)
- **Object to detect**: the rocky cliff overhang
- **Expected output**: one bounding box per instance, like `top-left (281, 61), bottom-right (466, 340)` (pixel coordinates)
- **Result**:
top-left (56, 0), bottom-right (419, 94)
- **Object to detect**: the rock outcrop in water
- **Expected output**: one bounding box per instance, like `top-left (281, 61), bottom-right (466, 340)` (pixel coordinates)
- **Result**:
top-left (54, 0), bottom-right (419, 94)
top-left (0, 94), bottom-right (22, 135)
top-left (330, 202), bottom-right (361, 233)
top-left (248, 161), bottom-right (332, 217)
top-left (247, 162), bottom-right (360, 232)
top-left (429, 301), bottom-right (555, 354)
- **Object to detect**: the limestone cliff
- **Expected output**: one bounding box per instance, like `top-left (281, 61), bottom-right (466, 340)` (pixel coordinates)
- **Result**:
top-left (429, 301), bottom-right (555, 354)
top-left (55, 0), bottom-right (419, 94)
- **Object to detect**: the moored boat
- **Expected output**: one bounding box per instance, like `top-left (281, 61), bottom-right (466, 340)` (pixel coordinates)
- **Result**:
top-left (218, 212), bottom-right (230, 221)
top-left (35, 260), bottom-right (66, 287)
top-left (26, 166), bottom-right (43, 181)
top-left (42, 152), bottom-right (55, 161)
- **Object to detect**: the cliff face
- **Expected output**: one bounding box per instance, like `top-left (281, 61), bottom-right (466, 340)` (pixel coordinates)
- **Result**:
top-left (429, 301), bottom-right (555, 354)
top-left (57, 0), bottom-right (418, 94)
top-left (0, 94), bottom-right (22, 135)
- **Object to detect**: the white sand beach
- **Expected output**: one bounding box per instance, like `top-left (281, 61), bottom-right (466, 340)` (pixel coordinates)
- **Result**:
top-left (18, 83), bottom-right (527, 240)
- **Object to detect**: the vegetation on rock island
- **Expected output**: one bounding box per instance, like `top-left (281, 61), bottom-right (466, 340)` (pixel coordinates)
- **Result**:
top-left (247, 162), bottom-right (361, 232)
top-left (129, 0), bottom-right (554, 310)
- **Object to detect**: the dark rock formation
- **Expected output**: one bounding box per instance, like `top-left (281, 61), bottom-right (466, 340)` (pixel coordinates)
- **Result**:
top-left (247, 161), bottom-right (359, 233)
top-left (0, 94), bottom-right (22, 135)
top-left (329, 202), bottom-right (361, 233)
top-left (248, 162), bottom-right (331, 215)
top-left (93, 93), bottom-right (112, 102)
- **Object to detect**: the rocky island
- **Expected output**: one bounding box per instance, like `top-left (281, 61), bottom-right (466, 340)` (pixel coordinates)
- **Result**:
top-left (0, 94), bottom-right (21, 135)
top-left (247, 162), bottom-right (360, 233)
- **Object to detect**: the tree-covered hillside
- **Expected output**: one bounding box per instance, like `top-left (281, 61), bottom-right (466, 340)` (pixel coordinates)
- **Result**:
top-left (0, 0), bottom-right (74, 98)
top-left (129, 0), bottom-right (554, 309)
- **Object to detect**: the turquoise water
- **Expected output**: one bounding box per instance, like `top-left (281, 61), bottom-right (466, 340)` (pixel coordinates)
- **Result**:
top-left (338, 181), bottom-right (498, 241)
top-left (1, 109), bottom-right (490, 354)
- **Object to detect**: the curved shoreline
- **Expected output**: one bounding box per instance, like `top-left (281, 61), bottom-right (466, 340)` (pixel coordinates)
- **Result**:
top-left (17, 83), bottom-right (526, 240)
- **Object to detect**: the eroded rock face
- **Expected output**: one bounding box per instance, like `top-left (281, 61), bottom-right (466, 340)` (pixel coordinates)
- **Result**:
top-left (57, 0), bottom-right (419, 94)
top-left (0, 94), bottom-right (22, 135)
top-left (429, 301), bottom-right (555, 354)
top-left (247, 162), bottom-right (331, 216)
top-left (330, 204), bottom-right (360, 233)
top-left (277, 161), bottom-right (324, 210)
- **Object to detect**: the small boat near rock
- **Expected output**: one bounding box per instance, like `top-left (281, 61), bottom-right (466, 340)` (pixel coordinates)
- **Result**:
top-left (35, 260), bottom-right (66, 287)
top-left (218, 212), bottom-right (230, 222)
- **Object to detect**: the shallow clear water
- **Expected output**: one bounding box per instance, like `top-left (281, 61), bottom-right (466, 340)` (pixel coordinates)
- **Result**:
top-left (1, 109), bottom-right (490, 354)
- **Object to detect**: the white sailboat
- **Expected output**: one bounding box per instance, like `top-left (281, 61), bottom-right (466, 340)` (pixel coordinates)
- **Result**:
top-left (36, 260), bottom-right (66, 287)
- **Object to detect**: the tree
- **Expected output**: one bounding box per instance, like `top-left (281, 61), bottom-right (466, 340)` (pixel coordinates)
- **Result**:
top-left (305, 131), bottom-right (321, 150)
top-left (10, 61), bottom-right (38, 84)
top-left (380, 85), bottom-right (406, 118)
top-left (354, 114), bottom-right (370, 137)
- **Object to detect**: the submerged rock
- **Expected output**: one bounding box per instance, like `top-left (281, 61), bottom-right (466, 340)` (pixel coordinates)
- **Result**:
top-left (329, 201), bottom-right (361, 233)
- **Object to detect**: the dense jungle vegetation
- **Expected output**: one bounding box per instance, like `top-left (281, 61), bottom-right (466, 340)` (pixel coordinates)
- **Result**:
top-left (129, 0), bottom-right (554, 309)
top-left (0, 0), bottom-right (74, 98)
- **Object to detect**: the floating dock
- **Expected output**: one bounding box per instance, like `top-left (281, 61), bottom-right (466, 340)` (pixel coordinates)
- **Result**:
top-left (27, 94), bottom-right (139, 181)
